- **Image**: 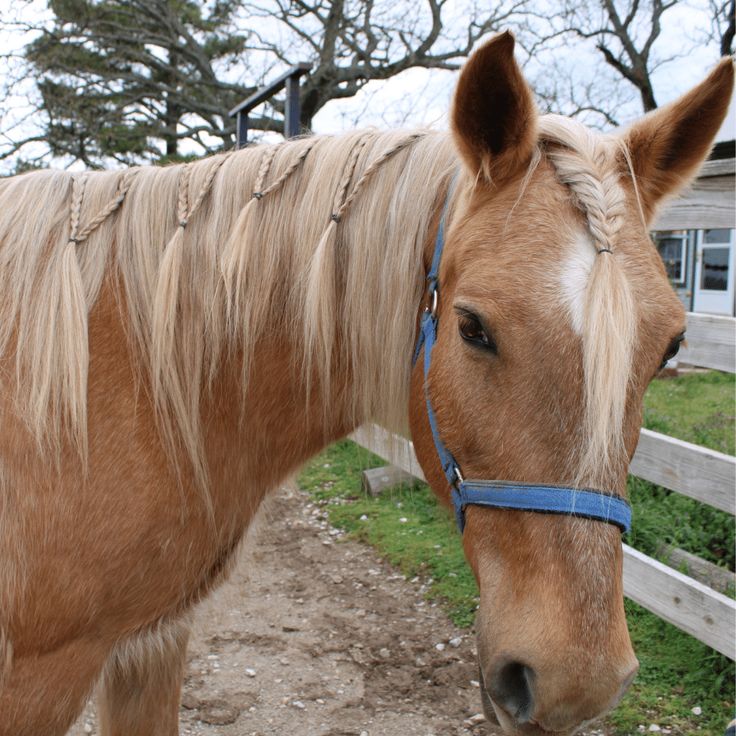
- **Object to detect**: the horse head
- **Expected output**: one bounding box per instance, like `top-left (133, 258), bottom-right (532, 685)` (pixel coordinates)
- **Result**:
top-left (409, 32), bottom-right (733, 735)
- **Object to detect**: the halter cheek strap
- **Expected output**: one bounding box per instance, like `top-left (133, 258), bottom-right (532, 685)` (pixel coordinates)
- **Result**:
top-left (412, 186), bottom-right (632, 535)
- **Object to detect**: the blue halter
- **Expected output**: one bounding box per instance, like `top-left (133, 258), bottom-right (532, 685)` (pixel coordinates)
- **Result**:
top-left (413, 190), bottom-right (632, 535)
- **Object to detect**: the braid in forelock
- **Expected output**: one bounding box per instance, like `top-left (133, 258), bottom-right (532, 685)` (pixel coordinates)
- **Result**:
top-left (542, 130), bottom-right (625, 255)
top-left (540, 119), bottom-right (635, 487)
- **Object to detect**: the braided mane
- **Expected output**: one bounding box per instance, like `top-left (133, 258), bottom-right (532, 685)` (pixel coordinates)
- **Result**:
top-left (0, 130), bottom-right (455, 482)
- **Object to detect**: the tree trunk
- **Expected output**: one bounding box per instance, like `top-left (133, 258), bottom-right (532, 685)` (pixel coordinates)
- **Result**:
top-left (299, 86), bottom-right (321, 131)
top-left (639, 82), bottom-right (658, 112)
top-left (722, 0), bottom-right (735, 56)
top-left (164, 48), bottom-right (180, 157)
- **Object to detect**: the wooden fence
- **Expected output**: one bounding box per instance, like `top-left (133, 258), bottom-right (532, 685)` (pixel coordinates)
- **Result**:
top-left (351, 310), bottom-right (736, 660)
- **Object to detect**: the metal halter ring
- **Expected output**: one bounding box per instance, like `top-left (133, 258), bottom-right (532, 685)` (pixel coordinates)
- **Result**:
top-left (430, 288), bottom-right (439, 317)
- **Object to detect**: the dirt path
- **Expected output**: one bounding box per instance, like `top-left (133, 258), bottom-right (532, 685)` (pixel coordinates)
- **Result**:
top-left (71, 484), bottom-right (500, 736)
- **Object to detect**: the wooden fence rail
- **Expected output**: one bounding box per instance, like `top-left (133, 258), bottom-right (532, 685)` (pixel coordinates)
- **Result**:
top-left (680, 313), bottom-right (735, 373)
top-left (623, 545), bottom-right (735, 657)
top-left (350, 312), bottom-right (736, 660)
top-left (631, 430), bottom-right (735, 515)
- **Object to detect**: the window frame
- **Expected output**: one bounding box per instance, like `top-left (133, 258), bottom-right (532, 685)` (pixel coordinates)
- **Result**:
top-left (653, 230), bottom-right (688, 286)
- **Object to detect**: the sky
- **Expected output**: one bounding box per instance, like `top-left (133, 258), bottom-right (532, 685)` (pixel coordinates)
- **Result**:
top-left (311, 1), bottom-right (733, 137)
top-left (0, 0), bottom-right (733, 172)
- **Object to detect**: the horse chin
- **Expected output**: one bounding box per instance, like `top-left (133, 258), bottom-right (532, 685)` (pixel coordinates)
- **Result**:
top-left (483, 698), bottom-right (575, 736)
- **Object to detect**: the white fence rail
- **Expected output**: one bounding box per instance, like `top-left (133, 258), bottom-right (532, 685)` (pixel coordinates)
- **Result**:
top-left (350, 312), bottom-right (736, 660)
top-left (623, 546), bottom-right (735, 657)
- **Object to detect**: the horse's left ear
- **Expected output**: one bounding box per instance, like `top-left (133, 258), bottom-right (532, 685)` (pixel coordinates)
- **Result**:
top-left (622, 58), bottom-right (734, 222)
top-left (452, 31), bottom-right (538, 183)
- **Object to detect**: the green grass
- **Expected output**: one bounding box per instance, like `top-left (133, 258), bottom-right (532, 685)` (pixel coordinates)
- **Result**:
top-left (643, 370), bottom-right (734, 455)
top-left (297, 370), bottom-right (735, 735)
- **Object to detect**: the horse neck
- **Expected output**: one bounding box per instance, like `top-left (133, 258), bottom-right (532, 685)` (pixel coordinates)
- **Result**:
top-left (195, 133), bottom-right (456, 491)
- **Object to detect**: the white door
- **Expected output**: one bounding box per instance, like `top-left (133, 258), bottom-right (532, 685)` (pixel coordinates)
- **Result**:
top-left (693, 228), bottom-right (735, 316)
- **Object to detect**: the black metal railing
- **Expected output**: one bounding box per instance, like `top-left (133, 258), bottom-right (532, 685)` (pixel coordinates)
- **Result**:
top-left (229, 62), bottom-right (311, 148)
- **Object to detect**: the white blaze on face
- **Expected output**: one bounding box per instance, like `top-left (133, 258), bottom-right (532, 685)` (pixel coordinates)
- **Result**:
top-left (559, 229), bottom-right (596, 335)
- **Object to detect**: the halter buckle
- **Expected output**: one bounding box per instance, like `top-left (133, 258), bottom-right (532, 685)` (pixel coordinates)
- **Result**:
top-left (453, 465), bottom-right (464, 486)
top-left (430, 288), bottom-right (438, 317)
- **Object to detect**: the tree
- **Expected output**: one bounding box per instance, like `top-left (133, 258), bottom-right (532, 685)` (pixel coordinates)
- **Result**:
top-left (243, 0), bottom-right (524, 127)
top-left (710, 0), bottom-right (735, 55)
top-left (1, 0), bottom-right (526, 168)
top-left (521, 0), bottom-right (684, 128)
top-left (2, 0), bottom-right (251, 166)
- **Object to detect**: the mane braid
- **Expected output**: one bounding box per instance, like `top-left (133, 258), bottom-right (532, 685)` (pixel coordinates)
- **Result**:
top-left (304, 132), bottom-right (427, 403)
top-left (261, 141), bottom-right (316, 197)
top-left (56, 173), bottom-right (91, 460)
top-left (337, 133), bottom-right (426, 218)
top-left (151, 155), bottom-right (229, 492)
top-left (221, 145), bottom-right (280, 331)
top-left (75, 170), bottom-right (138, 244)
top-left (20, 167), bottom-right (139, 463)
top-left (302, 134), bottom-right (374, 401)
top-left (220, 140), bottom-right (318, 395)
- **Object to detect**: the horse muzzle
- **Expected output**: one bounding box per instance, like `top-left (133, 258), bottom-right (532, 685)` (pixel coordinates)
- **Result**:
top-left (478, 655), bottom-right (639, 735)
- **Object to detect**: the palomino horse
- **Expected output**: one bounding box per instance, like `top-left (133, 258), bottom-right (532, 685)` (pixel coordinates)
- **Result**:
top-left (0, 32), bottom-right (732, 736)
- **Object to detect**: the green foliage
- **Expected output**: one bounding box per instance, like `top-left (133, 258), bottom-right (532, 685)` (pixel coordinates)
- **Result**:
top-left (24, 0), bottom-right (249, 164)
top-left (298, 370), bottom-right (735, 735)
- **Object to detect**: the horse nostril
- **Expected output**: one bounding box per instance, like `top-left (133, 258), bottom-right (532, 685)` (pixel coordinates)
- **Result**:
top-left (489, 660), bottom-right (536, 724)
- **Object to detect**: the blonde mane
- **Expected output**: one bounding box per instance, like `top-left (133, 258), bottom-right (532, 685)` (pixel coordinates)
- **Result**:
top-left (0, 120), bottom-right (635, 490)
top-left (0, 130), bottom-right (456, 484)
top-left (537, 115), bottom-right (637, 487)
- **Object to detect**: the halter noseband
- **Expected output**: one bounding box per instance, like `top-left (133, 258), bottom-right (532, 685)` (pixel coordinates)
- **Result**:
top-left (412, 187), bottom-right (632, 535)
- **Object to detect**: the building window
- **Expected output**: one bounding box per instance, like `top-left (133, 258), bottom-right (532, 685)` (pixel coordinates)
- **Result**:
top-left (703, 228), bottom-right (732, 244)
top-left (653, 231), bottom-right (687, 285)
top-left (700, 247), bottom-right (729, 291)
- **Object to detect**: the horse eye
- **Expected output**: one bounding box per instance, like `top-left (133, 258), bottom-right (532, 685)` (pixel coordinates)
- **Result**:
top-left (457, 310), bottom-right (496, 352)
top-left (660, 332), bottom-right (685, 370)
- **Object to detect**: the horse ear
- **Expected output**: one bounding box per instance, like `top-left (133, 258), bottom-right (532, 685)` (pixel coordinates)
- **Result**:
top-left (622, 58), bottom-right (734, 222)
top-left (451, 31), bottom-right (538, 183)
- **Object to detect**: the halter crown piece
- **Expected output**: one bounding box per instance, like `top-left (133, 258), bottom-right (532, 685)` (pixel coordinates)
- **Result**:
top-left (412, 185), bottom-right (632, 535)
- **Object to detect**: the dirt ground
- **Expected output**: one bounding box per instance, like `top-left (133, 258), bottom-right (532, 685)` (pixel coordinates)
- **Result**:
top-left (70, 484), bottom-right (502, 736)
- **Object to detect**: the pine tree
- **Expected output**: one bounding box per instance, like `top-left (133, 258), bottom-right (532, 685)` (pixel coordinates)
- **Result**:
top-left (24, 0), bottom-right (250, 165)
